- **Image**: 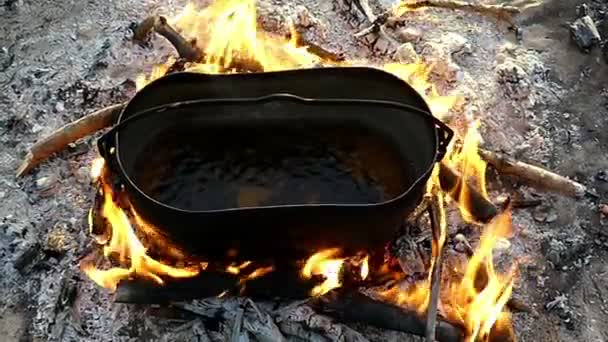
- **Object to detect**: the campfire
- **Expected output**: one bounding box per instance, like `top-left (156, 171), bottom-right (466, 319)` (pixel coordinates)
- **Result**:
top-left (13, 0), bottom-right (601, 341)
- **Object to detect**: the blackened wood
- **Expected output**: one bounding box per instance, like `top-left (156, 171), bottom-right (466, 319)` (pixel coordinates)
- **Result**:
top-left (114, 272), bottom-right (237, 304)
top-left (311, 291), bottom-right (463, 342)
top-left (114, 268), bottom-right (320, 304)
top-left (438, 162), bottom-right (498, 223)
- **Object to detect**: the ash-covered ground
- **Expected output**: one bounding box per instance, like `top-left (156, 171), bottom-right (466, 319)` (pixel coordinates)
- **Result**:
top-left (1, 0), bottom-right (607, 341)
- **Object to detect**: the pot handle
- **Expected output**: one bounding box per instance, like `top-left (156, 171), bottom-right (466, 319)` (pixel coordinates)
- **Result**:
top-left (431, 116), bottom-right (453, 161)
top-left (96, 94), bottom-right (455, 161)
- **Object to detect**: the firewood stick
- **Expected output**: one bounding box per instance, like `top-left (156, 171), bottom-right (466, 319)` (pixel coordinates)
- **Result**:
top-left (312, 290), bottom-right (463, 342)
top-left (16, 103), bottom-right (125, 178)
top-left (134, 15), bottom-right (202, 62)
top-left (438, 162), bottom-right (498, 223)
top-left (478, 148), bottom-right (594, 199)
top-left (426, 190), bottom-right (446, 342)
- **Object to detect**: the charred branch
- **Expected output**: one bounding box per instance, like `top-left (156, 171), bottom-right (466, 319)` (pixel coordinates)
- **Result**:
top-left (312, 290), bottom-right (462, 342)
top-left (114, 272), bottom-right (237, 304)
top-left (478, 148), bottom-right (596, 199)
top-left (438, 162), bottom-right (498, 223)
top-left (114, 268), bottom-right (319, 304)
top-left (16, 103), bottom-right (125, 178)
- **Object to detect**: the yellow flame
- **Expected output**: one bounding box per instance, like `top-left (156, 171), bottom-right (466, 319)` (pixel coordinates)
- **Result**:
top-left (443, 120), bottom-right (490, 222)
top-left (382, 63), bottom-right (460, 121)
top-left (360, 255), bottom-right (369, 280)
top-left (137, 0), bottom-right (320, 90)
top-left (444, 208), bottom-right (516, 341)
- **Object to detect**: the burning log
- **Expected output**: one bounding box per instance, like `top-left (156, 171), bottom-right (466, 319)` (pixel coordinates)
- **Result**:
top-left (438, 162), bottom-right (498, 223)
top-left (311, 290), bottom-right (463, 342)
top-left (16, 103), bottom-right (125, 178)
top-left (478, 148), bottom-right (596, 199)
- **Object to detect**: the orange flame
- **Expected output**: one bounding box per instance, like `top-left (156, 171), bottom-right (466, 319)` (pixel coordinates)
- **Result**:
top-left (80, 169), bottom-right (200, 292)
top-left (301, 248), bottom-right (369, 296)
top-left (301, 248), bottom-right (346, 296)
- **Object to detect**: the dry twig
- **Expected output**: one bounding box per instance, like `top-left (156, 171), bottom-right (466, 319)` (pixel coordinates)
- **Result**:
top-left (478, 148), bottom-right (595, 199)
top-left (16, 103), bottom-right (125, 177)
top-left (426, 190), bottom-right (445, 342)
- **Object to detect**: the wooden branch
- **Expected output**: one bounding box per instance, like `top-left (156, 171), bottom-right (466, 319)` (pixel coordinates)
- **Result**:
top-left (134, 15), bottom-right (263, 72)
top-left (438, 162), bottom-right (498, 223)
top-left (134, 15), bottom-right (202, 62)
top-left (478, 148), bottom-right (595, 199)
top-left (16, 103), bottom-right (125, 178)
top-left (426, 190), bottom-right (445, 342)
top-left (398, 0), bottom-right (520, 25)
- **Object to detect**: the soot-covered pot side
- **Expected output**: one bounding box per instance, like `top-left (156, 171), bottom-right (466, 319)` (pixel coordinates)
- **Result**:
top-left (98, 67), bottom-right (453, 263)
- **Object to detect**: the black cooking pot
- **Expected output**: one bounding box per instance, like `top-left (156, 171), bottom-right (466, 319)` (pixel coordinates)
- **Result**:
top-left (98, 67), bottom-right (452, 262)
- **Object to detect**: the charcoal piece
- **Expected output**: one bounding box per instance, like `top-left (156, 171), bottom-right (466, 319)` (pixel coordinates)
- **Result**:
top-left (14, 242), bottom-right (42, 273)
top-left (569, 15), bottom-right (601, 52)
